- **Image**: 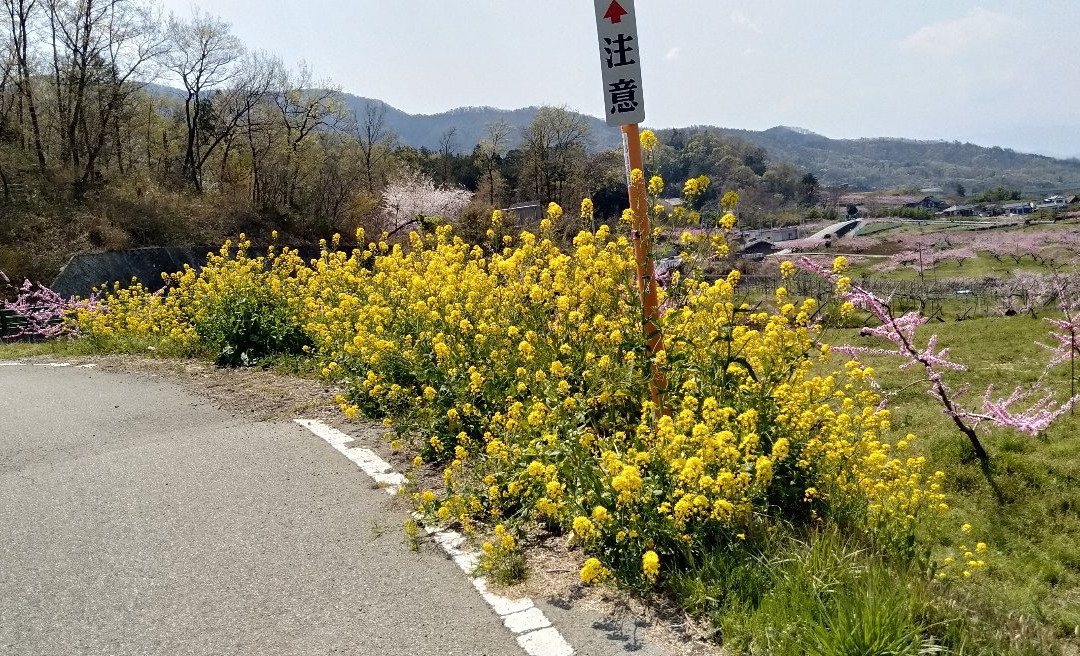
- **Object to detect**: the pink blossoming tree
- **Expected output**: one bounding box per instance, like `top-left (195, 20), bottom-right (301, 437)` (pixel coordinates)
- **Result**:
top-left (800, 258), bottom-right (1080, 467)
top-left (1041, 282), bottom-right (1080, 412)
top-left (1, 271), bottom-right (98, 341)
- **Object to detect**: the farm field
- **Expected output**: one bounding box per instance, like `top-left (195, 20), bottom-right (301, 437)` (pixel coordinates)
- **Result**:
top-left (790, 219), bottom-right (1080, 285)
top-left (846, 252), bottom-right (1047, 281)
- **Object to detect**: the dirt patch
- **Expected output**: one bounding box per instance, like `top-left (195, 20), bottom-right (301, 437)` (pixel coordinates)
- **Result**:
top-left (70, 354), bottom-right (345, 422)
top-left (503, 533), bottom-right (724, 656)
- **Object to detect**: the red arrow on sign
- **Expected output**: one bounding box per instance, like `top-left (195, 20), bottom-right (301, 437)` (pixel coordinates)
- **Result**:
top-left (603, 0), bottom-right (628, 24)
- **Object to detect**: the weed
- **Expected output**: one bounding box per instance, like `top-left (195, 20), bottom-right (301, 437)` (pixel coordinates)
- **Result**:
top-left (803, 563), bottom-right (940, 656)
top-left (403, 519), bottom-right (421, 552)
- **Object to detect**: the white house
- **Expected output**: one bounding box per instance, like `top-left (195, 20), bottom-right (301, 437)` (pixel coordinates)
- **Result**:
top-left (1035, 195), bottom-right (1068, 211)
top-left (745, 226), bottom-right (801, 243)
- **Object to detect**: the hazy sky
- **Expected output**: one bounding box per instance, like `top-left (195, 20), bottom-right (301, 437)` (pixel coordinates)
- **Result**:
top-left (157, 1), bottom-right (1080, 158)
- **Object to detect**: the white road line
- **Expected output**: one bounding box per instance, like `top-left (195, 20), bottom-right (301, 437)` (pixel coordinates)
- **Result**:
top-left (293, 418), bottom-right (406, 496)
top-left (0, 361), bottom-right (23, 366)
top-left (518, 628), bottom-right (575, 656)
top-left (294, 418), bottom-right (575, 656)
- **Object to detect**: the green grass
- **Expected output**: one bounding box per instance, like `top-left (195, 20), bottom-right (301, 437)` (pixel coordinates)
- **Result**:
top-left (0, 339), bottom-right (101, 359)
top-left (835, 316), bottom-right (1080, 651)
top-left (0, 333), bottom-right (191, 360)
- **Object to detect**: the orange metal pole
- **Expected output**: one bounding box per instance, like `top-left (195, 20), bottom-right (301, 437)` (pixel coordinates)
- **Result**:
top-left (622, 123), bottom-right (666, 409)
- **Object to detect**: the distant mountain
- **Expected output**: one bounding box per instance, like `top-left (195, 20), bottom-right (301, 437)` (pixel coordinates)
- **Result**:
top-left (144, 81), bottom-right (186, 101)
top-left (775, 125), bottom-right (821, 137)
top-left (340, 94), bottom-right (624, 153)
top-left (698, 126), bottom-right (1080, 192)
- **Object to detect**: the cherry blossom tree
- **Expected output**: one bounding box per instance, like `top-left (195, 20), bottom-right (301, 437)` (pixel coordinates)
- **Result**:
top-left (1042, 280), bottom-right (1080, 411)
top-left (1044, 232), bottom-right (1080, 268)
top-left (994, 272), bottom-right (1061, 318)
top-left (380, 170), bottom-right (473, 238)
top-left (1060, 232), bottom-right (1080, 258)
top-left (870, 250), bottom-right (920, 274)
top-left (897, 233), bottom-right (950, 251)
top-left (837, 236), bottom-right (878, 253)
top-left (973, 233), bottom-right (1047, 265)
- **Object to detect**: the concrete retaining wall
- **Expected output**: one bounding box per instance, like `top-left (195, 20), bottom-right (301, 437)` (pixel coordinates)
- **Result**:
top-left (50, 244), bottom-right (324, 298)
top-left (51, 247), bottom-right (215, 298)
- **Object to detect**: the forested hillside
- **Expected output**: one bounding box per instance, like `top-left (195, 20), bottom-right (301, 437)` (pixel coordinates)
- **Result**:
top-left (307, 99), bottom-right (1080, 195)
top-left (709, 126), bottom-right (1080, 192)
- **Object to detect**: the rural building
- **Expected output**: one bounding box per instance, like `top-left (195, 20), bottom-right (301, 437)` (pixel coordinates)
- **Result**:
top-left (506, 201), bottom-right (544, 226)
top-left (737, 239), bottom-right (782, 260)
top-left (745, 226), bottom-right (800, 242)
top-left (939, 204), bottom-right (977, 217)
top-left (1001, 202), bottom-right (1034, 215)
top-left (904, 196), bottom-right (949, 210)
top-left (1036, 195), bottom-right (1069, 211)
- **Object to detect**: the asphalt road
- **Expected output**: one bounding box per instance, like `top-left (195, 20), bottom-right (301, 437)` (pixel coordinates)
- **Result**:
top-left (0, 364), bottom-right (524, 655)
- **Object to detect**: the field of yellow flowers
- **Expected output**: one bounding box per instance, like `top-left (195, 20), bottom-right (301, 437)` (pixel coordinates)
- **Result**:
top-left (69, 177), bottom-right (1025, 654)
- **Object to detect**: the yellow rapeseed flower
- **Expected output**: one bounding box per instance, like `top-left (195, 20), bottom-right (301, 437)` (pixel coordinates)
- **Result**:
top-left (547, 202), bottom-right (564, 222)
top-left (580, 557), bottom-right (609, 585)
top-left (642, 550), bottom-right (659, 580)
top-left (580, 198), bottom-right (594, 222)
top-left (640, 129), bottom-right (658, 153)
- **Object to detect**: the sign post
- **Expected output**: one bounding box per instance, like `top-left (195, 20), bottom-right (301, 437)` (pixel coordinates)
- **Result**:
top-left (593, 0), bottom-right (665, 409)
top-left (593, 0), bottom-right (645, 127)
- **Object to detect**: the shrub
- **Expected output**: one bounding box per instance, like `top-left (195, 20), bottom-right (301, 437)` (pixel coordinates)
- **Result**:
top-left (195, 281), bottom-right (310, 367)
top-left (75, 234), bottom-right (310, 365)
